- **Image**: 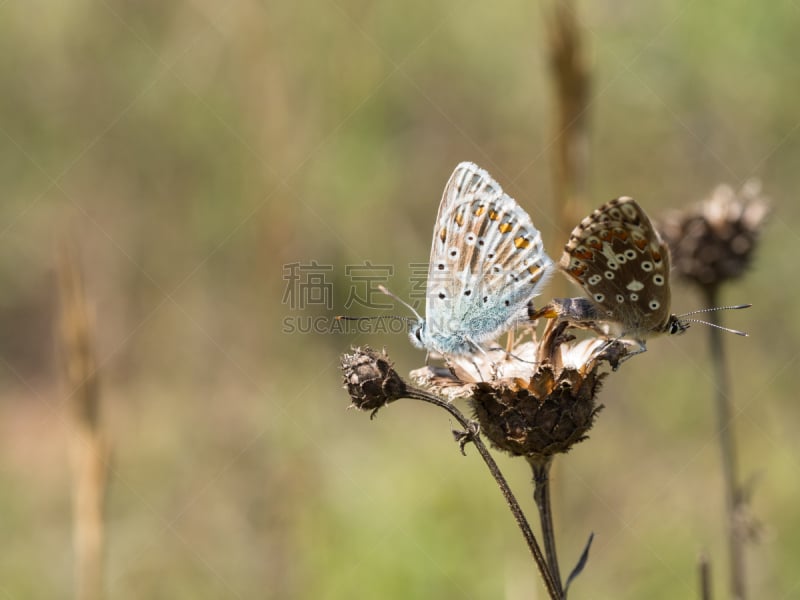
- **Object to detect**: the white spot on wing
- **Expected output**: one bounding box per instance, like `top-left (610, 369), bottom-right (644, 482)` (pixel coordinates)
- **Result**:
top-left (626, 280), bottom-right (644, 291)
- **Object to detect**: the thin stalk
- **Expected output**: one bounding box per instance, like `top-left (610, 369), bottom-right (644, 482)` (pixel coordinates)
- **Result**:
top-left (698, 553), bottom-right (712, 600)
top-left (405, 386), bottom-right (561, 600)
top-left (544, 0), bottom-right (590, 297)
top-left (527, 455), bottom-right (563, 597)
top-left (57, 243), bottom-right (108, 600)
top-left (703, 285), bottom-right (746, 600)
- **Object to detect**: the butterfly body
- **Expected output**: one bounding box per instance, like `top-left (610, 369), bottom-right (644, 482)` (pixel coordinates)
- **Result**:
top-left (409, 162), bottom-right (555, 356)
top-left (559, 197), bottom-right (688, 345)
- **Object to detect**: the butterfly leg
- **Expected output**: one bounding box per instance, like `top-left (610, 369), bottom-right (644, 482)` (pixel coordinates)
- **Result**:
top-left (594, 337), bottom-right (646, 369)
top-left (475, 359), bottom-right (488, 381)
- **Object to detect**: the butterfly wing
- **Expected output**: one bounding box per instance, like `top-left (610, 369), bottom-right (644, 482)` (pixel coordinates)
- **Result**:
top-left (559, 197), bottom-right (673, 336)
top-left (422, 162), bottom-right (554, 354)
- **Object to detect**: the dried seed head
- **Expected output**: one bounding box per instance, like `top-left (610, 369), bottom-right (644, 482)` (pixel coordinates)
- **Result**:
top-left (470, 361), bottom-right (605, 458)
top-left (660, 181), bottom-right (769, 289)
top-left (411, 321), bottom-right (625, 457)
top-left (340, 346), bottom-right (407, 412)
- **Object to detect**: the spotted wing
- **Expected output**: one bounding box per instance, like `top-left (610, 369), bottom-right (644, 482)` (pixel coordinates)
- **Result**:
top-left (559, 197), bottom-right (672, 335)
top-left (424, 162), bottom-right (554, 348)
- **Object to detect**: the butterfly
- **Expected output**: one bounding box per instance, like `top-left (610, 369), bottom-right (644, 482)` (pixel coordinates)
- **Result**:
top-left (404, 162), bottom-right (555, 357)
top-left (544, 196), bottom-right (748, 351)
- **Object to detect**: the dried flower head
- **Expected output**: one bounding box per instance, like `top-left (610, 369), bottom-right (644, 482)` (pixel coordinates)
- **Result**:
top-left (411, 322), bottom-right (628, 458)
top-left (341, 346), bottom-right (407, 414)
top-left (659, 180), bottom-right (769, 289)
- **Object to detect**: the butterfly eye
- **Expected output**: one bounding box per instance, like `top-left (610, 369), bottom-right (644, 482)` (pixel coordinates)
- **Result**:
top-left (669, 320), bottom-right (684, 335)
top-left (415, 328), bottom-right (423, 342)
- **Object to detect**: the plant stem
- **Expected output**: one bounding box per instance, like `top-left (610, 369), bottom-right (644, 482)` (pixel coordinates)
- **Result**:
top-left (405, 386), bottom-right (561, 600)
top-left (544, 0), bottom-right (590, 298)
top-left (703, 286), bottom-right (746, 600)
top-left (57, 243), bottom-right (108, 600)
top-left (698, 552), bottom-right (712, 600)
top-left (527, 455), bottom-right (564, 597)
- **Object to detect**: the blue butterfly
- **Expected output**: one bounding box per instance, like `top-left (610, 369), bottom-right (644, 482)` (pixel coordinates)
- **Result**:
top-left (404, 162), bottom-right (555, 357)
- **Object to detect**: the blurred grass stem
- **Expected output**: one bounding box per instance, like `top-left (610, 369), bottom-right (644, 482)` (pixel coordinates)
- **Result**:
top-left (699, 552), bottom-right (712, 600)
top-left (704, 285), bottom-right (746, 600)
top-left (57, 244), bottom-right (109, 600)
top-left (545, 0), bottom-right (590, 295)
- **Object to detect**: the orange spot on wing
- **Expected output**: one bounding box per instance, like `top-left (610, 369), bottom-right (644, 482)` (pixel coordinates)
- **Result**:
top-left (439, 228), bottom-right (446, 243)
top-left (634, 238), bottom-right (648, 250)
top-left (454, 212), bottom-right (464, 226)
top-left (514, 236), bottom-right (530, 249)
top-left (652, 250), bottom-right (663, 262)
top-left (474, 205), bottom-right (485, 216)
top-left (498, 222), bottom-right (513, 233)
top-left (599, 230), bottom-right (613, 241)
top-left (489, 210), bottom-right (499, 221)
top-left (587, 239), bottom-right (602, 249)
top-left (569, 264), bottom-right (587, 278)
top-left (573, 248), bottom-right (594, 260)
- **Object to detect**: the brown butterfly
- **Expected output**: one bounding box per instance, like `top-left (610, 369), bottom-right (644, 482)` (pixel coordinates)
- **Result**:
top-left (532, 197), bottom-right (749, 353)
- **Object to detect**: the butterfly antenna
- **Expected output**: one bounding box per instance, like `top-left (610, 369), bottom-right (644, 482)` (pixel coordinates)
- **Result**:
top-left (680, 318), bottom-right (749, 337)
top-left (335, 315), bottom-right (411, 323)
top-left (377, 284), bottom-right (424, 322)
top-left (335, 285), bottom-right (422, 325)
top-left (676, 304), bottom-right (750, 336)
top-left (677, 304), bottom-right (752, 317)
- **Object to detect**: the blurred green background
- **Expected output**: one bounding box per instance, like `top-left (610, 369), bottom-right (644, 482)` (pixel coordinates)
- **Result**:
top-left (1, 1), bottom-right (798, 598)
